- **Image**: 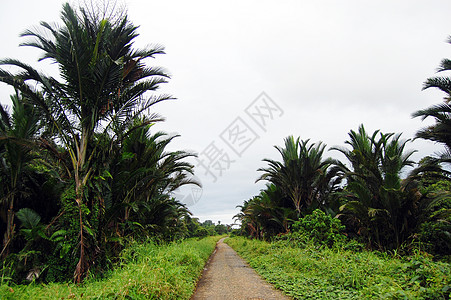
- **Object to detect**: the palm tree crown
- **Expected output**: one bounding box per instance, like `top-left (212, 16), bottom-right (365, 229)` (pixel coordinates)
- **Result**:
top-left (414, 35), bottom-right (451, 155)
top-left (257, 136), bottom-right (337, 216)
top-left (331, 124), bottom-right (417, 249)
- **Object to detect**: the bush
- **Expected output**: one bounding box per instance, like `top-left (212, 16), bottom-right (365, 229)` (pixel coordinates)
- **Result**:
top-left (291, 209), bottom-right (346, 247)
top-left (418, 209), bottom-right (451, 257)
top-left (416, 185), bottom-right (451, 257)
top-left (226, 236), bottom-right (451, 299)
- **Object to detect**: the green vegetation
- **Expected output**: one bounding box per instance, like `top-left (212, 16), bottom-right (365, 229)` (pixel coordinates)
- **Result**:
top-left (0, 2), bottom-right (209, 284)
top-left (236, 123), bottom-right (451, 254)
top-left (0, 236), bottom-right (218, 299)
top-left (231, 36), bottom-right (451, 299)
top-left (234, 45), bottom-right (451, 254)
top-left (256, 137), bottom-right (337, 217)
top-left (0, 0), bottom-right (450, 297)
top-left (291, 209), bottom-right (346, 248)
top-left (226, 236), bottom-right (451, 299)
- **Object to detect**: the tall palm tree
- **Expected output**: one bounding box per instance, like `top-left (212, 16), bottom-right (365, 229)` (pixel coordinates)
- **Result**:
top-left (257, 136), bottom-right (337, 216)
top-left (412, 35), bottom-right (451, 255)
top-left (0, 3), bottom-right (170, 282)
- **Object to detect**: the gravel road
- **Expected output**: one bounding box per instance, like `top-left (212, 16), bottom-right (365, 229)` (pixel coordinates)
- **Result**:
top-left (191, 237), bottom-right (291, 300)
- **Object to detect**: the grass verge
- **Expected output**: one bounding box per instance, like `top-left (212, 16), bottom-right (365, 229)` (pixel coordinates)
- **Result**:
top-left (226, 236), bottom-right (450, 299)
top-left (0, 236), bottom-right (220, 299)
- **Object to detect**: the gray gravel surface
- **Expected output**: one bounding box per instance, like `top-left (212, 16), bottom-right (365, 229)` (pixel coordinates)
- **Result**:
top-left (191, 237), bottom-right (291, 300)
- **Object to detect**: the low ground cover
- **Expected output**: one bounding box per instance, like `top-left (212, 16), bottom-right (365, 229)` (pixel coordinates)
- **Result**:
top-left (226, 236), bottom-right (451, 299)
top-left (0, 236), bottom-right (219, 299)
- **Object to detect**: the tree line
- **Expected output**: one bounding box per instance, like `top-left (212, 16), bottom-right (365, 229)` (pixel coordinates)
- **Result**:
top-left (0, 3), bottom-right (214, 284)
top-left (235, 40), bottom-right (451, 256)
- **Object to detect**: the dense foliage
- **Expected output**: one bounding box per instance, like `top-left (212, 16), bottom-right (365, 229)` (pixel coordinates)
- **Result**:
top-left (226, 236), bottom-right (450, 299)
top-left (235, 39), bottom-right (451, 257)
top-left (236, 124), bottom-right (451, 253)
top-left (0, 3), bottom-right (204, 283)
top-left (0, 236), bottom-right (219, 299)
top-left (1, 1), bottom-right (451, 294)
top-left (290, 209), bottom-right (346, 248)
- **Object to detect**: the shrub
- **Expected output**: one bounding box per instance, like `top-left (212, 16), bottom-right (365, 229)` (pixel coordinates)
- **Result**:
top-left (226, 236), bottom-right (451, 299)
top-left (418, 209), bottom-right (451, 257)
top-left (291, 209), bottom-right (346, 247)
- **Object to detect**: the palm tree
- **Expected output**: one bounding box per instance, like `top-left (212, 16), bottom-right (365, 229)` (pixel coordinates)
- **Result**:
top-left (234, 184), bottom-right (296, 239)
top-left (331, 125), bottom-right (417, 249)
top-left (411, 36), bottom-right (451, 255)
top-left (0, 92), bottom-right (41, 258)
top-left (104, 119), bottom-right (198, 240)
top-left (0, 3), bottom-right (170, 282)
top-left (257, 136), bottom-right (337, 216)
top-left (422, 36), bottom-right (451, 100)
top-left (413, 104), bottom-right (451, 154)
top-left (235, 195), bottom-right (264, 239)
top-left (413, 35), bottom-right (451, 156)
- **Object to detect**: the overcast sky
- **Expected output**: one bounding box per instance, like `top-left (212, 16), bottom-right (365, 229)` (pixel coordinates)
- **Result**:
top-left (1, 1), bottom-right (451, 225)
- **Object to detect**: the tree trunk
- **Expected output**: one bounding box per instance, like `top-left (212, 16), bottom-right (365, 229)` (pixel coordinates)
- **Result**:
top-left (74, 182), bottom-right (86, 283)
top-left (1, 198), bottom-right (15, 258)
top-left (73, 133), bottom-right (89, 283)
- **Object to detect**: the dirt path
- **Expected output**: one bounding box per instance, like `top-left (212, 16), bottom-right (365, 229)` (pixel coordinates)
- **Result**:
top-left (191, 237), bottom-right (291, 300)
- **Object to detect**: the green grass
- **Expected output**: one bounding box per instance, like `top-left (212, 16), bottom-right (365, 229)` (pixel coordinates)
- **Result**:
top-left (226, 236), bottom-right (451, 299)
top-left (0, 236), bottom-right (220, 299)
